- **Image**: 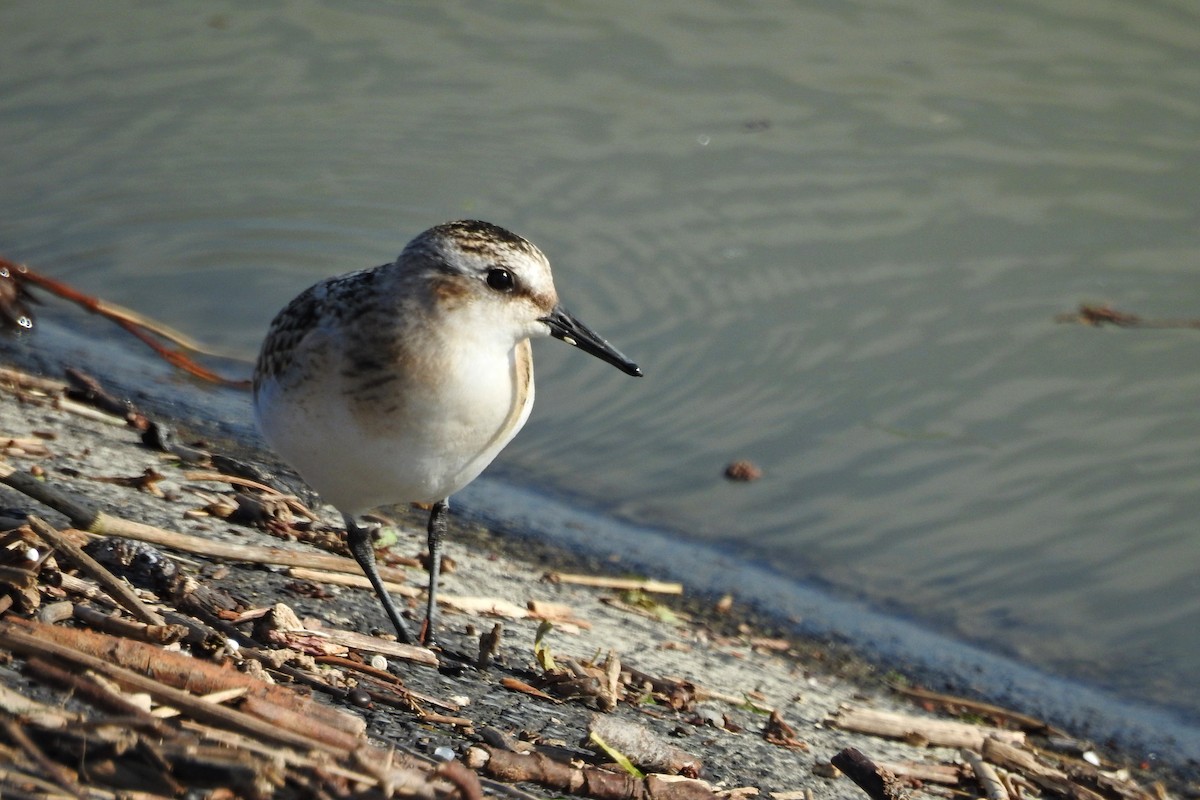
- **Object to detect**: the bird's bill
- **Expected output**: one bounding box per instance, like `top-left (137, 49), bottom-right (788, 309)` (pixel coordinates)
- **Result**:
top-left (540, 305), bottom-right (643, 377)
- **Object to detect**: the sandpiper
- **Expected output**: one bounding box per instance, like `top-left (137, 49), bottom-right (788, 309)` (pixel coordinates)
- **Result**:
top-left (253, 220), bottom-right (642, 645)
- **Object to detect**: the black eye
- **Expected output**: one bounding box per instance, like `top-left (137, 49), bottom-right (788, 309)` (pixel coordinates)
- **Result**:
top-left (486, 267), bottom-right (515, 292)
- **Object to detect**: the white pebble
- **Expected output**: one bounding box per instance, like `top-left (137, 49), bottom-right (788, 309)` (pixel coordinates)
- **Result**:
top-left (24, 547), bottom-right (39, 562)
top-left (225, 638), bottom-right (241, 654)
top-left (433, 746), bottom-right (455, 762)
top-left (1082, 750), bottom-right (1101, 767)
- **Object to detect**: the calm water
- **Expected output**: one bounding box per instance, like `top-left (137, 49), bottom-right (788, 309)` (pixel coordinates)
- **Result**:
top-left (3, 1), bottom-right (1199, 748)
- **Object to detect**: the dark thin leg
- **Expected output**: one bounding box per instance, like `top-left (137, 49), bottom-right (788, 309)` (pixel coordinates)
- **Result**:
top-left (344, 513), bottom-right (417, 645)
top-left (423, 499), bottom-right (449, 647)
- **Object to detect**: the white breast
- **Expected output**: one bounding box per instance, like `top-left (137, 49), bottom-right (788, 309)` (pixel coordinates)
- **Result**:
top-left (254, 332), bottom-right (535, 515)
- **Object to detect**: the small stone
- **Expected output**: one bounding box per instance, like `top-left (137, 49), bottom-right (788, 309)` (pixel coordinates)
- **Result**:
top-left (724, 460), bottom-right (762, 482)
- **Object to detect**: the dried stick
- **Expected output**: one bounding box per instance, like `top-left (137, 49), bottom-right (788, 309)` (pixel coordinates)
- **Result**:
top-left (26, 516), bottom-right (166, 626)
top-left (1055, 304), bottom-right (1200, 329)
top-left (0, 716), bottom-right (85, 800)
top-left (72, 603), bottom-right (189, 645)
top-left (0, 467), bottom-right (408, 581)
top-left (468, 745), bottom-right (719, 800)
top-left (830, 748), bottom-right (910, 800)
top-left (4, 618), bottom-right (366, 741)
top-left (961, 748), bottom-right (1009, 800)
top-left (981, 738), bottom-right (1107, 800)
top-left (437, 758), bottom-right (485, 800)
top-left (0, 622), bottom-right (351, 756)
top-left (91, 513), bottom-right (409, 581)
top-left (4, 257), bottom-right (250, 387)
top-left (0, 366), bottom-right (68, 395)
top-left (890, 684), bottom-right (1056, 733)
top-left (546, 572), bottom-right (683, 595)
top-left (587, 715), bottom-right (702, 777)
top-left (827, 705), bottom-right (1025, 749)
top-left (26, 656), bottom-right (176, 739)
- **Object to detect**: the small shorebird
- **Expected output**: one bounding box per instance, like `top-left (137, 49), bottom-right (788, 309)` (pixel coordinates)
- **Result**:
top-left (253, 220), bottom-right (642, 645)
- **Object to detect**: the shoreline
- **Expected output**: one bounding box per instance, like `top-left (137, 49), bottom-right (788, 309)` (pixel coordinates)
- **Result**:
top-left (0, 338), bottom-right (1195, 796)
top-left (16, 309), bottom-right (1200, 755)
top-left (460, 476), bottom-right (1200, 766)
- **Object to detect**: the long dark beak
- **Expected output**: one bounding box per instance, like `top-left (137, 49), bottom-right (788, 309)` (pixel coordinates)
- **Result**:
top-left (540, 305), bottom-right (643, 377)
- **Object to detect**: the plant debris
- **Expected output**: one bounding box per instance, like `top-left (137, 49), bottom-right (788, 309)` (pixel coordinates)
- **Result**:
top-left (1055, 304), bottom-right (1200, 329)
top-left (723, 460), bottom-right (763, 482)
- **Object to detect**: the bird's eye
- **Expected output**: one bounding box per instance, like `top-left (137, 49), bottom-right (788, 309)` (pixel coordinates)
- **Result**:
top-left (486, 267), bottom-right (515, 292)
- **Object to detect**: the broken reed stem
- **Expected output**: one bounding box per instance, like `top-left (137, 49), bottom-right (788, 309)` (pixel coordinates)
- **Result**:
top-left (89, 512), bottom-right (410, 581)
top-left (546, 572), bottom-right (683, 595)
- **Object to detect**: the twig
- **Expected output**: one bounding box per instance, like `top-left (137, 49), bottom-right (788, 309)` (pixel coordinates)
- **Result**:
top-left (588, 714), bottom-right (702, 777)
top-left (827, 704), bottom-right (1025, 749)
top-left (545, 572), bottom-right (683, 595)
top-left (961, 748), bottom-right (1009, 800)
top-left (282, 625), bottom-right (438, 666)
top-left (181, 470), bottom-right (320, 521)
top-left (287, 565), bottom-right (416, 595)
top-left (0, 622), bottom-right (352, 756)
top-left (981, 737), bottom-right (1107, 800)
top-left (71, 603), bottom-right (188, 645)
top-left (4, 257), bottom-right (250, 387)
top-left (890, 683), bottom-right (1058, 734)
top-left (4, 617), bottom-right (367, 741)
top-left (26, 516), bottom-right (166, 626)
top-left (1055, 304), bottom-right (1200, 329)
top-left (437, 759), bottom-right (486, 800)
top-left (468, 745), bottom-right (720, 800)
top-left (0, 366), bottom-right (67, 395)
top-left (500, 677), bottom-right (561, 704)
top-left (0, 467), bottom-right (410, 581)
top-left (830, 748), bottom-right (910, 800)
top-left (0, 716), bottom-right (85, 800)
top-left (27, 656), bottom-right (176, 739)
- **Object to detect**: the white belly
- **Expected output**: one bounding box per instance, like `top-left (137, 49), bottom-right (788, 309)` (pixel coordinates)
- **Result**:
top-left (254, 338), bottom-right (534, 515)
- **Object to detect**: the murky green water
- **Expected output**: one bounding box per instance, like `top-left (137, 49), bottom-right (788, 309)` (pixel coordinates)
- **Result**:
top-left (3, 0), bottom-right (1199, 740)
